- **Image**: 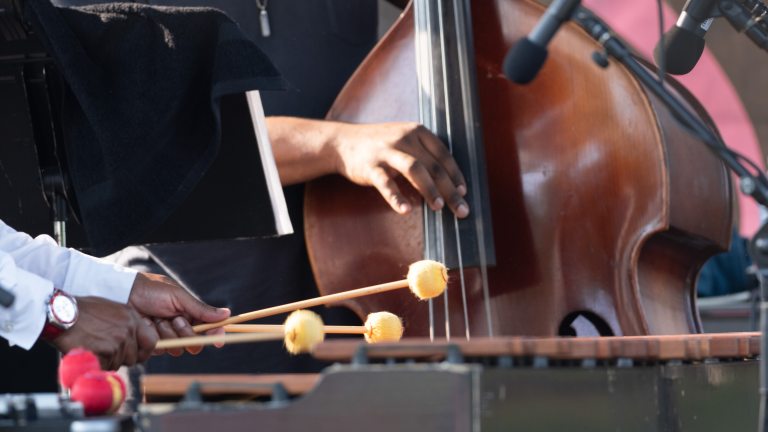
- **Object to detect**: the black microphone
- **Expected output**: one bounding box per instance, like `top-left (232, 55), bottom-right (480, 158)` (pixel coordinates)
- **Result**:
top-left (503, 0), bottom-right (581, 84)
top-left (654, 0), bottom-right (719, 75)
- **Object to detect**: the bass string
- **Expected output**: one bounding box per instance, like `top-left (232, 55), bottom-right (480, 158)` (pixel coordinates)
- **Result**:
top-left (436, 0), bottom-right (453, 342)
top-left (450, 0), bottom-right (494, 338)
top-left (415, 0), bottom-right (494, 341)
top-left (416, 0), bottom-right (451, 342)
top-left (414, 0), bottom-right (438, 342)
top-left (436, 0), bottom-right (475, 341)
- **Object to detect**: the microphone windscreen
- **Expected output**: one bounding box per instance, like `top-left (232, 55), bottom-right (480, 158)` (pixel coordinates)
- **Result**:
top-left (503, 39), bottom-right (548, 84)
top-left (653, 27), bottom-right (706, 75)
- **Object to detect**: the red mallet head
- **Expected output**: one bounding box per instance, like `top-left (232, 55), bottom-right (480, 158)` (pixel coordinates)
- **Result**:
top-left (59, 347), bottom-right (101, 390)
top-left (71, 371), bottom-right (124, 416)
top-left (104, 372), bottom-right (126, 413)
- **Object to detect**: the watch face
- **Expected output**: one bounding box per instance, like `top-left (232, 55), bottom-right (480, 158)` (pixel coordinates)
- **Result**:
top-left (51, 294), bottom-right (77, 325)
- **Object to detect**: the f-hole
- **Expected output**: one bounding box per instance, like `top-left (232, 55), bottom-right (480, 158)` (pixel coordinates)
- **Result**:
top-left (558, 311), bottom-right (614, 337)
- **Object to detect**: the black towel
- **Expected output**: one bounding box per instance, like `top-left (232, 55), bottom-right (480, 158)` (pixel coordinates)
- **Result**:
top-left (24, 0), bottom-right (286, 255)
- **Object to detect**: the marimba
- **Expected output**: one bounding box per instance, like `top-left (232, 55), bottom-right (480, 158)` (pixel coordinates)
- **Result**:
top-left (141, 333), bottom-right (760, 432)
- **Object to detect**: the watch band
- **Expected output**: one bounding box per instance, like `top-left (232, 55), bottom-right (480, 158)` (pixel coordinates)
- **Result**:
top-left (41, 319), bottom-right (66, 340)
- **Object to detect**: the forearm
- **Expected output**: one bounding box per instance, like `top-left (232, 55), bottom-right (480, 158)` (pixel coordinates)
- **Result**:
top-left (0, 219), bottom-right (135, 304)
top-left (268, 116), bottom-right (342, 186)
top-left (267, 118), bottom-right (469, 217)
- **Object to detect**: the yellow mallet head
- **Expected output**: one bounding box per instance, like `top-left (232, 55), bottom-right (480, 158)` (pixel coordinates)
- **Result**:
top-left (407, 260), bottom-right (448, 300)
top-left (364, 312), bottom-right (404, 343)
top-left (283, 310), bottom-right (325, 354)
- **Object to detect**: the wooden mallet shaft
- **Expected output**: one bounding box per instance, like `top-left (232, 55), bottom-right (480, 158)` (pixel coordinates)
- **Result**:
top-left (224, 324), bottom-right (367, 335)
top-left (155, 332), bottom-right (284, 350)
top-left (192, 279), bottom-right (408, 333)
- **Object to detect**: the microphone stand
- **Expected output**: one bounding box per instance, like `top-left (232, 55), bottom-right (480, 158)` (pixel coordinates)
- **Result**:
top-left (570, 8), bottom-right (768, 431)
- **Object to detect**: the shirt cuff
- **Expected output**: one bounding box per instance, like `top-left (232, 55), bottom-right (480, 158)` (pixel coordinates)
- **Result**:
top-left (62, 249), bottom-right (137, 304)
top-left (0, 269), bottom-right (54, 350)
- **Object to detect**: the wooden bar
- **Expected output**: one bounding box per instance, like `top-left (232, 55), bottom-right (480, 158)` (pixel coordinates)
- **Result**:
top-left (311, 333), bottom-right (761, 362)
top-left (142, 374), bottom-right (320, 399)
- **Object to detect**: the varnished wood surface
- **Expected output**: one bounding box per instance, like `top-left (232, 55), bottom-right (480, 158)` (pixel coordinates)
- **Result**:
top-left (142, 373), bottom-right (319, 398)
top-left (312, 333), bottom-right (760, 362)
top-left (304, 0), bottom-right (732, 338)
top-left (142, 333), bottom-right (758, 400)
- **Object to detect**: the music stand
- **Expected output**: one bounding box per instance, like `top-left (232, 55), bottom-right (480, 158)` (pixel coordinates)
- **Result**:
top-left (0, 0), bottom-right (289, 256)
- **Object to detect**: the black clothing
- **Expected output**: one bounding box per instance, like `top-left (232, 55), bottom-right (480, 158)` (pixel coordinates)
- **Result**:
top-left (135, 0), bottom-right (378, 374)
top-left (27, 0), bottom-right (285, 255)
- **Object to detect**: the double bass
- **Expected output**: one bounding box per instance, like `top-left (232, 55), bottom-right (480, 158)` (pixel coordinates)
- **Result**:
top-left (304, 0), bottom-right (732, 339)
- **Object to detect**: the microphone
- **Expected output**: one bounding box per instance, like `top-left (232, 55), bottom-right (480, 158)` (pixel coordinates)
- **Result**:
top-left (503, 0), bottom-right (581, 84)
top-left (720, 0), bottom-right (768, 52)
top-left (654, 0), bottom-right (719, 75)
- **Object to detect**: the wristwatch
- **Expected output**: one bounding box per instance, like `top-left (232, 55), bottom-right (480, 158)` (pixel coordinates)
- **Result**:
top-left (41, 289), bottom-right (78, 341)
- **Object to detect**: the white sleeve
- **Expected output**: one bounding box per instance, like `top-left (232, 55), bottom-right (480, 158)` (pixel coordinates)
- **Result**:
top-left (0, 251), bottom-right (54, 349)
top-left (0, 220), bottom-right (137, 304)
